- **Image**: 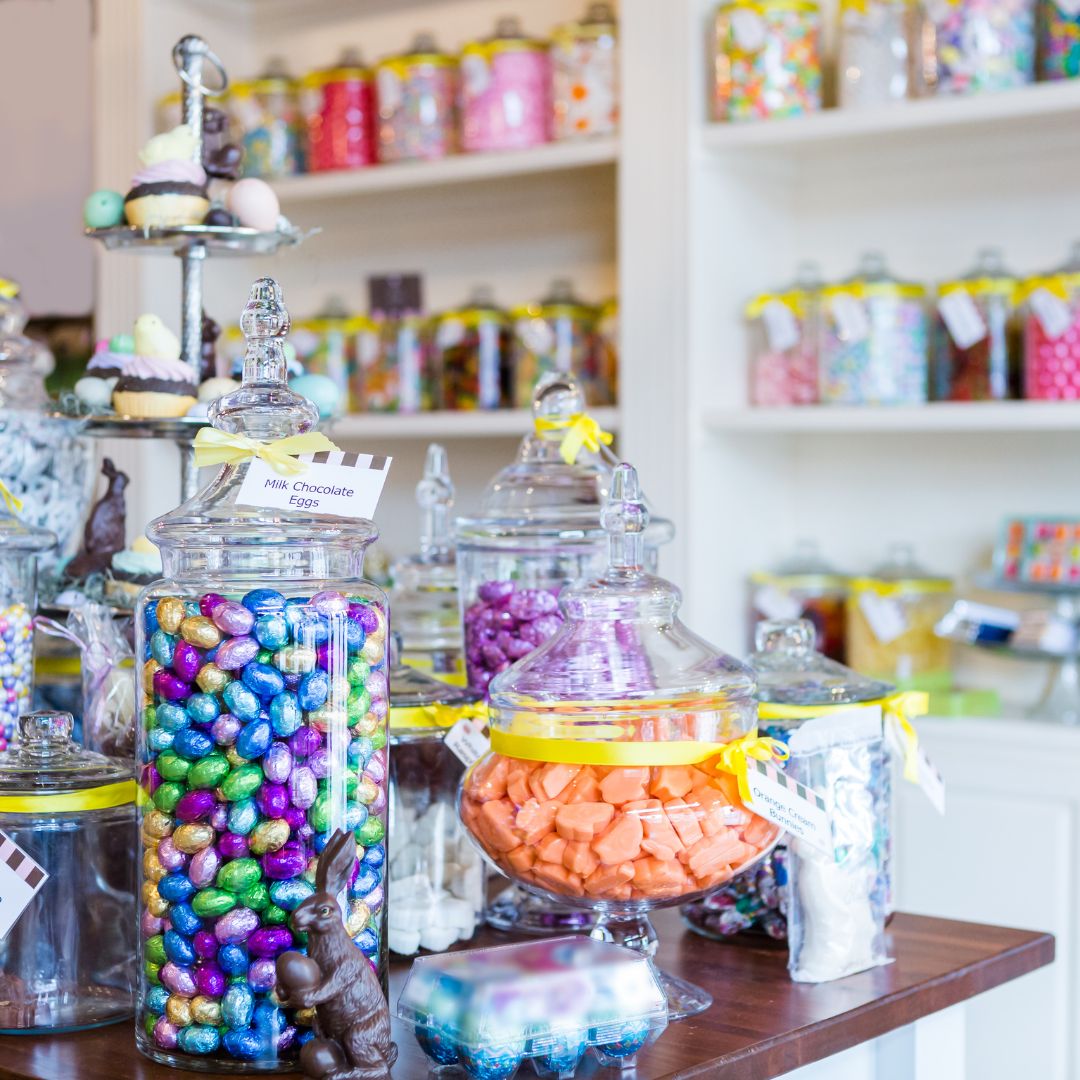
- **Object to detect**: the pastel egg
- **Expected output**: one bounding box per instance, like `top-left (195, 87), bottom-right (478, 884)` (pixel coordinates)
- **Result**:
top-left (211, 600), bottom-right (255, 637)
top-left (248, 957), bottom-right (278, 992)
top-left (216, 908), bottom-right (260, 946)
top-left (228, 178), bottom-right (280, 233)
top-left (262, 742), bottom-right (293, 784)
top-left (289, 374), bottom-right (341, 419)
top-left (84, 188), bottom-right (125, 229)
top-left (180, 616), bottom-right (222, 649)
top-left (254, 614), bottom-right (289, 650)
top-left (188, 847), bottom-right (222, 889)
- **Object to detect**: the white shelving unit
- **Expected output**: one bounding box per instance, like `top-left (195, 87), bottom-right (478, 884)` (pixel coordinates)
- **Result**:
top-left (329, 406), bottom-right (618, 442)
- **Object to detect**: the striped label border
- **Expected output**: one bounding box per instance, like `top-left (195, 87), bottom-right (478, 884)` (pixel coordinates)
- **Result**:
top-left (754, 759), bottom-right (828, 813)
top-left (0, 830), bottom-right (46, 890)
top-left (297, 452), bottom-right (389, 471)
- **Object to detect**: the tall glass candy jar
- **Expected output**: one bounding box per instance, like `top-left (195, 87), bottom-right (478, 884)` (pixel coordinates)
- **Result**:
top-left (135, 278), bottom-right (389, 1071)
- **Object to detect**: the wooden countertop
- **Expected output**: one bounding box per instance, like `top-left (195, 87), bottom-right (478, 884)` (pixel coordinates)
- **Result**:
top-left (0, 909), bottom-right (1054, 1080)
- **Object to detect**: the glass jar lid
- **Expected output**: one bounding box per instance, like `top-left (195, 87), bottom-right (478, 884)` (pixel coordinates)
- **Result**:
top-left (391, 443), bottom-right (458, 594)
top-left (511, 278), bottom-right (596, 323)
top-left (488, 464), bottom-right (754, 748)
top-left (746, 261), bottom-right (823, 318)
top-left (851, 543), bottom-right (951, 594)
top-left (822, 251), bottom-right (926, 300)
top-left (939, 247), bottom-right (1018, 298)
top-left (0, 498), bottom-right (56, 554)
top-left (750, 538), bottom-right (846, 589)
top-left (750, 618), bottom-right (893, 706)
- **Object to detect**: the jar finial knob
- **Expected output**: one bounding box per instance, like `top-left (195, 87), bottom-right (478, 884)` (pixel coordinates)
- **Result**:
top-left (417, 443), bottom-right (454, 561)
top-left (602, 462), bottom-right (648, 572)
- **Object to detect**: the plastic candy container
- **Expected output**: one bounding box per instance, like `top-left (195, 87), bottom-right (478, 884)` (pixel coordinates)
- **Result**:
top-left (0, 498), bottom-right (55, 750)
top-left (748, 541), bottom-right (847, 662)
top-left (460, 465), bottom-right (780, 1017)
top-left (300, 50), bottom-right (377, 172)
top-left (0, 711), bottom-right (136, 1031)
top-left (375, 34), bottom-right (457, 163)
top-left (230, 62), bottom-right (304, 178)
top-left (847, 545), bottom-right (953, 691)
top-left (431, 287), bottom-right (511, 411)
top-left (397, 937), bottom-right (668, 1079)
top-left (1040, 0), bottom-right (1080, 77)
top-left (460, 18), bottom-right (552, 153)
top-left (511, 281), bottom-right (602, 409)
top-left (1020, 244), bottom-right (1080, 400)
top-left (838, 0), bottom-right (925, 107)
top-left (933, 249), bottom-right (1019, 402)
top-left (928, 0), bottom-right (1034, 93)
top-left (389, 445), bottom-right (464, 684)
top-left (819, 253), bottom-right (929, 405)
top-left (134, 279), bottom-right (389, 1069)
top-left (551, 3), bottom-right (620, 140)
top-left (713, 0), bottom-right (823, 121)
top-left (746, 265), bottom-right (822, 405)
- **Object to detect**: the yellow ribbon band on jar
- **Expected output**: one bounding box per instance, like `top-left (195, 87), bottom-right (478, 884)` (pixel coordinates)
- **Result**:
top-left (0, 779), bottom-right (136, 815)
top-left (192, 430), bottom-right (341, 477)
top-left (390, 700), bottom-right (489, 731)
top-left (0, 479), bottom-right (24, 515)
top-left (534, 413), bottom-right (614, 465)
top-left (848, 576), bottom-right (952, 596)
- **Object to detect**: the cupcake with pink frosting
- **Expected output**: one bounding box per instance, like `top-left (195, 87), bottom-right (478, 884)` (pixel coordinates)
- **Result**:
top-left (111, 314), bottom-right (198, 417)
top-left (124, 125), bottom-right (209, 228)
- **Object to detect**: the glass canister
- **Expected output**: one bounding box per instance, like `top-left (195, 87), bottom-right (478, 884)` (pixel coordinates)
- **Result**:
top-left (838, 0), bottom-right (926, 107)
top-left (819, 253), bottom-right (929, 405)
top-left (430, 287), bottom-right (511, 412)
top-left (511, 280), bottom-right (601, 409)
top-left (230, 60), bottom-right (305, 178)
top-left (135, 278), bottom-right (390, 1069)
top-left (713, 0), bottom-right (823, 122)
top-left (357, 276), bottom-right (425, 414)
top-left (933, 249), bottom-right (1019, 402)
top-left (459, 464), bottom-right (782, 1018)
top-left (375, 33), bottom-right (457, 163)
top-left (1040, 0), bottom-right (1080, 78)
top-left (847, 544), bottom-right (953, 691)
top-left (460, 17), bottom-right (552, 153)
top-left (746, 264), bottom-right (822, 406)
top-left (0, 499), bottom-right (55, 750)
top-left (1019, 244), bottom-right (1080, 401)
top-left (300, 49), bottom-right (377, 173)
top-left (927, 0), bottom-right (1035, 93)
top-left (389, 445), bottom-right (465, 685)
top-left (551, 3), bottom-right (620, 140)
top-left (0, 709), bottom-right (136, 1031)
top-left (748, 540), bottom-right (847, 662)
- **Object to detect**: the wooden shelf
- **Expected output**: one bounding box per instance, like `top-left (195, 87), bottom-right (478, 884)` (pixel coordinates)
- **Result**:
top-left (327, 406), bottom-right (620, 441)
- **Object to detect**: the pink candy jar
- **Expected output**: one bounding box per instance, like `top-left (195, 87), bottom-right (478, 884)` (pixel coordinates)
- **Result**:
top-left (375, 33), bottom-right (457, 163)
top-left (460, 17), bottom-right (552, 153)
top-left (300, 50), bottom-right (377, 172)
top-left (551, 3), bottom-right (620, 140)
top-left (1020, 243), bottom-right (1080, 401)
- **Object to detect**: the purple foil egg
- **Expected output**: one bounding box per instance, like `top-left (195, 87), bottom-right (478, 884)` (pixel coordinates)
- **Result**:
top-left (311, 590), bottom-right (348, 616)
top-left (256, 783), bottom-right (290, 818)
top-left (288, 767), bottom-right (317, 810)
top-left (218, 832), bottom-right (250, 860)
top-left (248, 957), bottom-right (277, 991)
top-left (209, 803), bottom-right (230, 832)
top-left (282, 806), bottom-right (307, 832)
top-left (141, 909), bottom-right (165, 936)
top-left (199, 593), bottom-right (228, 618)
top-left (478, 580), bottom-right (515, 604)
top-left (153, 669), bottom-right (193, 702)
top-left (193, 930), bottom-right (218, 959)
top-left (364, 749), bottom-right (387, 786)
top-left (214, 906), bottom-right (260, 944)
top-left (365, 885), bottom-right (384, 912)
top-left (175, 789), bottom-right (216, 823)
top-left (307, 748), bottom-right (330, 780)
top-left (262, 743), bottom-right (293, 784)
top-left (157, 837), bottom-right (187, 871)
top-left (194, 961), bottom-right (226, 997)
top-left (188, 846), bottom-right (222, 888)
top-left (348, 603), bottom-right (380, 634)
top-left (366, 672), bottom-right (388, 700)
top-left (215, 635), bottom-right (260, 671)
top-left (283, 672), bottom-right (301, 691)
top-left (277, 1026), bottom-right (298, 1052)
top-left (263, 843), bottom-right (306, 881)
top-left (153, 1017), bottom-right (180, 1050)
top-left (212, 713), bottom-right (243, 746)
top-left (368, 697), bottom-right (388, 721)
top-left (160, 961), bottom-right (198, 997)
top-left (369, 787), bottom-right (387, 816)
top-left (297, 824), bottom-right (315, 843)
top-left (247, 927), bottom-right (294, 958)
top-left (211, 600), bottom-right (256, 637)
top-left (173, 641), bottom-right (203, 683)
top-left (142, 763), bottom-right (161, 796)
top-left (288, 727), bottom-right (322, 758)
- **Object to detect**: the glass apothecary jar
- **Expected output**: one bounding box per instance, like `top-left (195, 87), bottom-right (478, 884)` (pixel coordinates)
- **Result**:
top-left (746, 264), bottom-right (822, 406)
top-left (927, 0), bottom-right (1034, 93)
top-left (0, 709), bottom-right (136, 1032)
top-left (389, 445), bottom-right (464, 685)
top-left (460, 464), bottom-right (781, 1018)
top-left (230, 60), bottom-right (304, 178)
top-left (748, 540), bottom-right (847, 662)
top-left (713, 0), bottom-right (823, 122)
top-left (551, 3), bottom-right (620, 140)
top-left (1019, 243), bottom-right (1080, 401)
top-left (819, 253), bottom-right (929, 405)
top-left (838, 0), bottom-right (926, 107)
top-left (933, 249), bottom-right (1019, 402)
top-left (430, 287), bottom-right (511, 412)
top-left (135, 279), bottom-right (390, 1070)
top-left (847, 544), bottom-right (953, 691)
top-left (1040, 0), bottom-right (1080, 78)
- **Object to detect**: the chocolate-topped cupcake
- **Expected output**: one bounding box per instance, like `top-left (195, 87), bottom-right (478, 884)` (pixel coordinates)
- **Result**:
top-left (111, 314), bottom-right (197, 417)
top-left (124, 125), bottom-right (209, 228)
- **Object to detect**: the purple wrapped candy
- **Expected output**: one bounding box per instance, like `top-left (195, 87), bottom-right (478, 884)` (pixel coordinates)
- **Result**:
top-left (153, 670), bottom-right (194, 702)
top-left (215, 635), bottom-right (260, 671)
top-left (173, 641), bottom-right (203, 683)
top-left (199, 593), bottom-right (228, 618)
top-left (263, 843), bottom-right (307, 881)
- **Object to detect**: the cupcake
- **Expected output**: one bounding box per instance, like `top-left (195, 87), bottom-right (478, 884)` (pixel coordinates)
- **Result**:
top-left (111, 314), bottom-right (197, 417)
top-left (86, 335), bottom-right (134, 380)
top-left (106, 535), bottom-right (163, 606)
top-left (124, 125), bottom-right (209, 228)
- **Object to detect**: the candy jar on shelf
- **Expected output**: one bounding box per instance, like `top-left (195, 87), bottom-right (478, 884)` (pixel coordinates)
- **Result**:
top-left (459, 464), bottom-right (782, 1018)
top-left (375, 33), bottom-right (457, 163)
top-left (357, 275), bottom-right (425, 413)
top-left (847, 544), bottom-right (953, 691)
top-left (748, 540), bottom-right (848, 662)
top-left (1040, 0), bottom-right (1080, 78)
top-left (430, 287), bottom-right (511, 411)
top-left (135, 278), bottom-right (389, 1069)
top-left (300, 49), bottom-right (377, 172)
top-left (819, 253), bottom-right (929, 405)
top-left (230, 60), bottom-right (304, 178)
top-left (933, 248), bottom-right (1019, 402)
top-left (927, 0), bottom-right (1034, 93)
top-left (389, 445), bottom-right (464, 685)
top-left (838, 0), bottom-right (926, 107)
top-left (551, 3), bottom-right (620, 140)
top-left (1019, 243), bottom-right (1080, 401)
top-left (597, 297), bottom-right (619, 405)
top-left (713, 0), bottom-right (823, 121)
top-left (746, 263), bottom-right (822, 406)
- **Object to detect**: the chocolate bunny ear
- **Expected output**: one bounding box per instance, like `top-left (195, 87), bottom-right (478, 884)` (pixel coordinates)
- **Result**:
top-left (315, 829), bottom-right (357, 896)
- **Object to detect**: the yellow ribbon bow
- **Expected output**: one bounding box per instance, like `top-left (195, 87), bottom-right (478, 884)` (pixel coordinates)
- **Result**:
top-left (0, 479), bottom-right (23, 514)
top-left (192, 430), bottom-right (342, 476)
top-left (390, 700), bottom-right (489, 731)
top-left (707, 729), bottom-right (790, 804)
top-left (535, 413), bottom-right (615, 466)
top-left (0, 279), bottom-right (19, 300)
top-left (883, 691), bottom-right (929, 785)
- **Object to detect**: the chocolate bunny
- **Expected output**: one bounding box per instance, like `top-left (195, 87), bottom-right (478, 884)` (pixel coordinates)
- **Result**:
top-left (276, 831), bottom-right (397, 1080)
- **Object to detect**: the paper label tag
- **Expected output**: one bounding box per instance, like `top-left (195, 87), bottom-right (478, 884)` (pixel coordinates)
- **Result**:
top-left (938, 289), bottom-right (987, 349)
top-left (754, 585), bottom-right (803, 621)
top-left (516, 317), bottom-right (556, 356)
top-left (731, 8), bottom-right (767, 49)
top-left (444, 718), bottom-right (490, 768)
top-left (376, 68), bottom-right (403, 112)
top-left (237, 452), bottom-right (391, 519)
top-left (830, 294), bottom-right (871, 343)
top-left (917, 745), bottom-right (946, 815)
top-left (0, 830), bottom-right (48, 941)
top-left (762, 300), bottom-right (801, 353)
top-left (436, 317), bottom-right (467, 351)
top-left (1030, 287), bottom-right (1073, 340)
top-left (859, 591), bottom-right (908, 644)
top-left (461, 53), bottom-right (492, 97)
top-left (745, 759), bottom-right (835, 857)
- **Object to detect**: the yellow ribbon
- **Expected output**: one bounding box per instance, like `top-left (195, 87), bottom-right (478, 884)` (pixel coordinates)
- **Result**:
top-left (883, 691), bottom-right (929, 784)
top-left (0, 479), bottom-right (23, 514)
top-left (0, 279), bottom-right (19, 300)
top-left (0, 779), bottom-right (136, 815)
top-left (704, 729), bottom-right (790, 804)
top-left (534, 413), bottom-right (615, 465)
top-left (192, 430), bottom-right (342, 477)
top-left (390, 700), bottom-right (489, 731)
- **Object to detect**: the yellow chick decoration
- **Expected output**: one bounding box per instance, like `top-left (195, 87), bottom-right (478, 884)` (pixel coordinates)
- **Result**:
top-left (138, 124), bottom-right (199, 168)
top-left (133, 314), bottom-right (181, 361)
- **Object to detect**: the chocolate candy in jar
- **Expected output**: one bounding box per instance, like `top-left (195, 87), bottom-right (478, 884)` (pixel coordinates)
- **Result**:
top-left (748, 540), bottom-right (847, 662)
top-left (135, 278), bottom-right (390, 1070)
top-left (230, 59), bottom-right (305, 178)
top-left (0, 710), bottom-right (136, 1031)
top-left (300, 49), bottom-right (377, 173)
top-left (933, 248), bottom-right (1020, 402)
top-left (819, 252), bottom-right (929, 405)
top-left (430, 286), bottom-right (511, 411)
top-left (551, 3), bottom-right (620, 140)
top-left (460, 464), bottom-right (782, 1018)
top-left (846, 544), bottom-right (953, 692)
top-left (375, 33), bottom-right (457, 163)
top-left (1019, 242), bottom-right (1080, 401)
top-left (357, 275), bottom-right (425, 414)
top-left (927, 0), bottom-right (1035, 93)
top-left (460, 16), bottom-right (552, 153)
top-left (713, 0), bottom-right (823, 122)
top-left (1039, 0), bottom-right (1080, 78)
top-left (838, 0), bottom-right (926, 107)
top-left (746, 262), bottom-right (822, 406)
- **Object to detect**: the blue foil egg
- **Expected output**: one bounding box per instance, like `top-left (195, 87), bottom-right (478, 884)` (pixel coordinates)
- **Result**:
top-left (292, 611), bottom-right (329, 646)
top-left (218, 943), bottom-right (249, 975)
top-left (352, 928), bottom-right (378, 956)
top-left (254, 613), bottom-right (289, 650)
top-left (416, 1027), bottom-right (460, 1066)
top-left (242, 589), bottom-right (286, 616)
top-left (600, 1019), bottom-right (651, 1058)
top-left (459, 1040), bottom-right (525, 1080)
top-left (269, 879), bottom-right (314, 911)
top-left (163, 929), bottom-right (197, 966)
top-left (148, 729), bottom-right (175, 753)
top-left (156, 703), bottom-right (191, 733)
top-left (297, 670), bottom-right (329, 711)
top-left (223, 1028), bottom-right (264, 1060)
top-left (158, 873), bottom-right (196, 903)
top-left (235, 718), bottom-right (272, 761)
top-left (224, 681), bottom-right (261, 722)
top-left (146, 985), bottom-right (170, 1016)
top-left (349, 736), bottom-right (374, 769)
top-left (242, 661), bottom-right (286, 699)
top-left (222, 984), bottom-right (255, 1029)
top-left (185, 693), bottom-right (221, 724)
top-left (228, 798), bottom-right (259, 836)
top-left (170, 903), bottom-right (203, 936)
top-left (173, 728), bottom-right (214, 760)
top-left (150, 631), bottom-right (176, 667)
top-left (360, 843), bottom-right (385, 869)
top-left (144, 606), bottom-right (160, 637)
top-left (268, 692), bottom-right (302, 736)
top-left (349, 866), bottom-right (379, 899)
top-left (178, 1024), bottom-right (221, 1055)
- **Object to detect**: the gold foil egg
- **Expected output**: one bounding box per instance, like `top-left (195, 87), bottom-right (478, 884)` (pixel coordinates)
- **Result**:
top-left (248, 819), bottom-right (290, 855)
top-left (166, 995), bottom-right (194, 1027)
top-left (196, 663), bottom-right (230, 694)
top-left (179, 616), bottom-right (223, 649)
top-left (156, 597), bottom-right (185, 634)
top-left (143, 810), bottom-right (175, 839)
top-left (173, 823), bottom-right (215, 854)
top-left (190, 996), bottom-right (222, 1025)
